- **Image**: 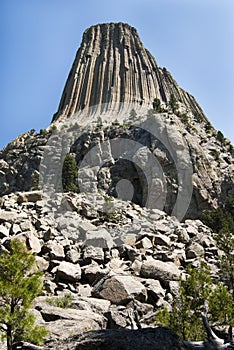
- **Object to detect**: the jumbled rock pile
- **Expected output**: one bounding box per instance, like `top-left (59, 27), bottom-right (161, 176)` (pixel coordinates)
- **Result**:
top-left (0, 190), bottom-right (222, 348)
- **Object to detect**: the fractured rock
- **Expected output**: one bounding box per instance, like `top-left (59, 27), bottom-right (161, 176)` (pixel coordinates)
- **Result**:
top-left (140, 258), bottom-right (181, 282)
top-left (56, 261), bottom-right (81, 283)
top-left (92, 275), bottom-right (147, 304)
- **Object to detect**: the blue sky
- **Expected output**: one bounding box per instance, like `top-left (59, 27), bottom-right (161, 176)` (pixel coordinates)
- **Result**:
top-left (1, 0), bottom-right (234, 149)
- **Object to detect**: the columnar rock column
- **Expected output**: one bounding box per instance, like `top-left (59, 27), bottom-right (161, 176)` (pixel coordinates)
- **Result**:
top-left (52, 22), bottom-right (204, 122)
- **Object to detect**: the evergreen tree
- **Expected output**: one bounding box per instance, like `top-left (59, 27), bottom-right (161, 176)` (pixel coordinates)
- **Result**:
top-left (152, 98), bottom-right (162, 112)
top-left (62, 154), bottom-right (79, 192)
top-left (201, 196), bottom-right (234, 295)
top-left (0, 240), bottom-right (47, 350)
top-left (169, 93), bottom-right (178, 113)
top-left (156, 263), bottom-right (233, 341)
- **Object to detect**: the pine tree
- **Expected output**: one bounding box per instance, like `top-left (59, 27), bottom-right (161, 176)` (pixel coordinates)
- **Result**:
top-left (0, 239), bottom-right (47, 350)
top-left (152, 98), bottom-right (162, 112)
top-left (156, 263), bottom-right (233, 340)
top-left (201, 196), bottom-right (234, 295)
top-left (169, 93), bottom-right (178, 113)
top-left (62, 154), bottom-right (79, 192)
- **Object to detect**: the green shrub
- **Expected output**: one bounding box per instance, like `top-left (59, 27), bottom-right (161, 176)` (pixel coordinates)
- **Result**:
top-left (152, 98), bottom-right (162, 112)
top-left (201, 197), bottom-right (234, 294)
top-left (217, 130), bottom-right (225, 144)
top-left (62, 154), bottom-right (79, 192)
top-left (156, 262), bottom-right (233, 341)
top-left (0, 240), bottom-right (47, 350)
top-left (46, 293), bottom-right (73, 309)
top-left (210, 149), bottom-right (220, 161)
top-left (39, 129), bottom-right (48, 136)
top-left (169, 93), bottom-right (178, 113)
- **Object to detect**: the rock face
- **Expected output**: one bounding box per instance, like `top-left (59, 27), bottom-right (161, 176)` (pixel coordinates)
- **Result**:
top-left (52, 22), bottom-right (205, 122)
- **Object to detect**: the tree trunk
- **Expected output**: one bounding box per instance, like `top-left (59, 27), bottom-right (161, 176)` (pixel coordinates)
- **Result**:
top-left (7, 324), bottom-right (13, 350)
top-left (184, 302), bottom-right (234, 349)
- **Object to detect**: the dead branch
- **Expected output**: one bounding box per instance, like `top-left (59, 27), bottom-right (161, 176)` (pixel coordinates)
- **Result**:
top-left (184, 301), bottom-right (234, 349)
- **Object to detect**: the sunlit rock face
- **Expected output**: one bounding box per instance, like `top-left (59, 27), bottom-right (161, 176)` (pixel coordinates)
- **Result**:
top-left (52, 22), bottom-right (204, 122)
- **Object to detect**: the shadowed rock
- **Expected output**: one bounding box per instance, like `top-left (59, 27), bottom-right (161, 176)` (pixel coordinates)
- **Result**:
top-left (74, 327), bottom-right (186, 350)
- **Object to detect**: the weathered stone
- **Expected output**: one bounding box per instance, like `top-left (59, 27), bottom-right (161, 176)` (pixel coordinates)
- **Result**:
top-left (43, 280), bottom-right (57, 294)
top-left (56, 261), bottom-right (81, 283)
top-left (43, 241), bottom-right (65, 260)
top-left (78, 284), bottom-right (92, 297)
top-left (78, 221), bottom-right (97, 236)
top-left (0, 225), bottom-right (9, 238)
top-left (39, 307), bottom-right (106, 339)
top-left (154, 234), bottom-right (171, 247)
top-left (85, 228), bottom-right (114, 249)
top-left (74, 327), bottom-right (185, 350)
top-left (35, 256), bottom-right (49, 272)
top-left (82, 261), bottom-right (109, 284)
top-left (186, 242), bottom-right (204, 259)
top-left (26, 232), bottom-right (41, 253)
top-left (0, 210), bottom-right (18, 223)
top-left (66, 247), bottom-right (80, 263)
top-left (135, 237), bottom-right (153, 249)
top-left (10, 223), bottom-right (21, 235)
top-left (142, 279), bottom-right (165, 302)
top-left (17, 191), bottom-right (42, 204)
top-left (83, 245), bottom-right (104, 262)
top-left (175, 227), bottom-right (190, 243)
top-left (79, 297), bottom-right (111, 314)
top-left (92, 275), bottom-right (147, 304)
top-left (140, 258), bottom-right (181, 282)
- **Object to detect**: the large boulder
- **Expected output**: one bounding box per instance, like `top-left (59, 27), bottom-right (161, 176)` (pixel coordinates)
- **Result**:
top-left (56, 261), bottom-right (81, 283)
top-left (140, 258), bottom-right (181, 282)
top-left (74, 327), bottom-right (185, 350)
top-left (92, 275), bottom-right (147, 304)
top-left (17, 190), bottom-right (42, 203)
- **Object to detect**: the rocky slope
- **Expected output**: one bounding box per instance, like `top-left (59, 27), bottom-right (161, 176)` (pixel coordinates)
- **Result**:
top-left (0, 191), bottom-right (223, 349)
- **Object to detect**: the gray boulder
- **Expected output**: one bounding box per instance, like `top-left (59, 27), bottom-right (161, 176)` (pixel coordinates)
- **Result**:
top-left (93, 275), bottom-right (147, 304)
top-left (141, 258), bottom-right (181, 282)
top-left (56, 261), bottom-right (81, 283)
top-left (74, 327), bottom-right (185, 350)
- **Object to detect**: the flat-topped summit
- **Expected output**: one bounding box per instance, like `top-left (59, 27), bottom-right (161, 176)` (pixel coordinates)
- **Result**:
top-left (52, 22), bottom-right (204, 122)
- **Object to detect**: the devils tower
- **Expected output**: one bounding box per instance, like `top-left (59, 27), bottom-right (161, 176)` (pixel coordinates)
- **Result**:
top-left (52, 22), bottom-right (205, 122)
top-left (0, 22), bottom-right (233, 218)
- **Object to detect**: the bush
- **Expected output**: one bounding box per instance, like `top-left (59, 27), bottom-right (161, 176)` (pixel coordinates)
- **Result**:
top-left (62, 154), bottom-right (79, 192)
top-left (46, 293), bottom-right (73, 309)
top-left (152, 98), bottom-right (162, 112)
top-left (169, 93), bottom-right (178, 113)
top-left (39, 129), bottom-right (48, 136)
top-left (210, 149), bottom-right (220, 161)
top-left (156, 263), bottom-right (233, 341)
top-left (217, 130), bottom-right (225, 144)
top-left (202, 197), bottom-right (234, 294)
top-left (0, 240), bottom-right (47, 350)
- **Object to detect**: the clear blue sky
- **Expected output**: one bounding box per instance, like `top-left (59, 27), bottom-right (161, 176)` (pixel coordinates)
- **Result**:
top-left (1, 0), bottom-right (234, 149)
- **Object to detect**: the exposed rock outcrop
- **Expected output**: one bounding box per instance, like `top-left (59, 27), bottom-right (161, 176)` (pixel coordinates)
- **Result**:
top-left (52, 23), bottom-right (205, 122)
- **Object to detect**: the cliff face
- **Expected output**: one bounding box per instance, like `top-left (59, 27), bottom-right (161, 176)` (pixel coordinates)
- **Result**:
top-left (52, 23), bottom-right (204, 122)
